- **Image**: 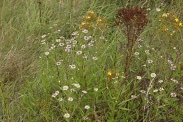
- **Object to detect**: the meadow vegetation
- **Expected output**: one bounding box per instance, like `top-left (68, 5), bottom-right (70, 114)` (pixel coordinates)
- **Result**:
top-left (0, 0), bottom-right (183, 121)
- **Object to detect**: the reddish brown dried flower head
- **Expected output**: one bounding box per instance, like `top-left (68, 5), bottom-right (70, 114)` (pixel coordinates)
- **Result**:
top-left (116, 6), bottom-right (148, 30)
top-left (115, 7), bottom-right (148, 78)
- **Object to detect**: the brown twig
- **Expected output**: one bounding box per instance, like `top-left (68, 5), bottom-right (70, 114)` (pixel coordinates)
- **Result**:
top-left (94, 105), bottom-right (102, 122)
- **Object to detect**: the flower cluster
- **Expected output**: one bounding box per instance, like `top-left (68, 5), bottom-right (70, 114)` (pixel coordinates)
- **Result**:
top-left (40, 19), bottom-right (108, 120)
top-left (107, 70), bottom-right (119, 81)
top-left (116, 6), bottom-right (148, 35)
top-left (51, 81), bottom-right (94, 119)
top-left (80, 10), bottom-right (108, 30)
top-left (160, 12), bottom-right (182, 35)
top-left (167, 59), bottom-right (177, 71)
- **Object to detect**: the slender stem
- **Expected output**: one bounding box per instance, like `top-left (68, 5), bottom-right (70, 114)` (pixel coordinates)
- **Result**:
top-left (38, 1), bottom-right (42, 24)
top-left (54, 54), bottom-right (60, 79)
top-left (144, 78), bottom-right (154, 113)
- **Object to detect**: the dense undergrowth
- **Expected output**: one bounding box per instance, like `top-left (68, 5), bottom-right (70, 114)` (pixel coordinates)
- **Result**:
top-left (0, 0), bottom-right (183, 121)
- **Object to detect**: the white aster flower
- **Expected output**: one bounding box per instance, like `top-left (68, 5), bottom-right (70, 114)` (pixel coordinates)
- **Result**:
top-left (68, 97), bottom-right (73, 101)
top-left (52, 93), bottom-right (57, 98)
top-left (137, 76), bottom-right (142, 80)
top-left (84, 36), bottom-right (90, 40)
top-left (92, 57), bottom-right (98, 60)
top-left (70, 64), bottom-right (76, 69)
top-left (56, 39), bottom-right (61, 42)
top-left (94, 88), bottom-right (98, 91)
top-left (59, 43), bottom-right (64, 47)
top-left (170, 92), bottom-right (176, 97)
top-left (72, 40), bottom-right (77, 45)
top-left (156, 8), bottom-right (161, 12)
top-left (65, 48), bottom-right (71, 52)
top-left (140, 90), bottom-right (146, 94)
top-left (81, 44), bottom-right (86, 49)
top-left (45, 52), bottom-right (49, 56)
top-left (83, 116), bottom-right (89, 120)
top-left (58, 98), bottom-right (63, 102)
top-left (131, 95), bottom-right (137, 98)
top-left (55, 91), bottom-right (59, 94)
top-left (170, 65), bottom-right (176, 70)
top-left (158, 80), bottom-right (163, 83)
top-left (145, 50), bottom-right (150, 54)
top-left (162, 13), bottom-right (168, 17)
top-left (134, 52), bottom-right (139, 56)
top-left (146, 8), bottom-right (151, 11)
top-left (70, 89), bottom-right (76, 92)
top-left (159, 87), bottom-right (164, 92)
top-left (138, 44), bottom-right (142, 48)
top-left (66, 45), bottom-right (71, 49)
top-left (53, 23), bottom-right (57, 26)
top-left (64, 113), bottom-right (70, 118)
top-left (41, 34), bottom-right (46, 38)
top-left (82, 29), bottom-right (88, 33)
top-left (84, 105), bottom-right (90, 109)
top-left (82, 90), bottom-right (87, 94)
top-left (148, 60), bottom-right (153, 63)
top-left (72, 31), bottom-right (79, 36)
top-left (171, 78), bottom-right (178, 84)
top-left (52, 91), bottom-right (59, 98)
top-left (150, 73), bottom-right (156, 78)
top-left (76, 51), bottom-right (82, 55)
top-left (60, 36), bottom-right (65, 39)
top-left (72, 83), bottom-right (80, 88)
top-left (66, 39), bottom-right (72, 44)
top-left (56, 62), bottom-right (61, 66)
top-left (88, 43), bottom-right (93, 47)
top-left (153, 89), bottom-right (158, 92)
top-left (63, 86), bottom-right (69, 90)
top-left (100, 36), bottom-right (104, 40)
top-left (167, 60), bottom-right (172, 64)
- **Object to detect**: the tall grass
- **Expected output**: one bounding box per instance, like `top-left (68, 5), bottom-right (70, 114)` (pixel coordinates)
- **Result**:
top-left (0, 0), bottom-right (183, 121)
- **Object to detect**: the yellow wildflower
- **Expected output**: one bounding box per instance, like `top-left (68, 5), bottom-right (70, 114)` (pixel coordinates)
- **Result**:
top-left (179, 22), bottom-right (182, 26)
top-left (85, 16), bottom-right (91, 22)
top-left (86, 16), bottom-right (91, 19)
top-left (175, 18), bottom-right (179, 22)
top-left (165, 28), bottom-right (169, 31)
top-left (87, 10), bottom-right (94, 14)
top-left (107, 71), bottom-right (112, 76)
top-left (97, 17), bottom-right (108, 30)
top-left (106, 70), bottom-right (119, 82)
top-left (97, 18), bottom-right (102, 22)
top-left (81, 22), bottom-right (85, 26)
top-left (80, 22), bottom-right (93, 30)
top-left (86, 10), bottom-right (97, 20)
top-left (107, 71), bottom-right (114, 81)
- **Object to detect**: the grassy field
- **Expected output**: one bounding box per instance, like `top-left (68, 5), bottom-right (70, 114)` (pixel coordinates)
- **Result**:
top-left (0, 0), bottom-right (183, 121)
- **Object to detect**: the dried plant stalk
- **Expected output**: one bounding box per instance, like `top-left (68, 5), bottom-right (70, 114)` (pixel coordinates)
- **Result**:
top-left (116, 6), bottom-right (148, 78)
